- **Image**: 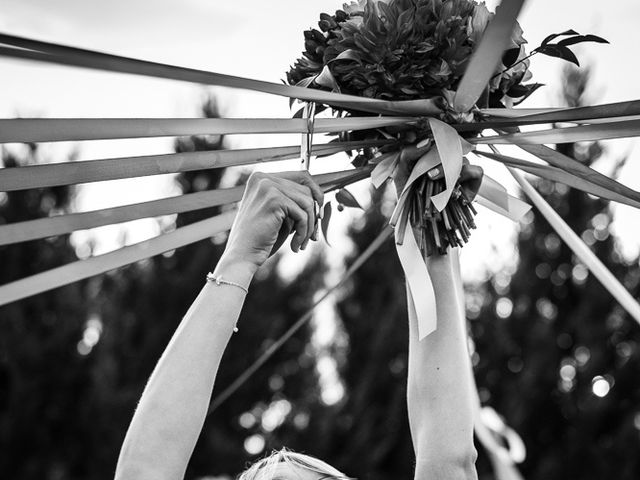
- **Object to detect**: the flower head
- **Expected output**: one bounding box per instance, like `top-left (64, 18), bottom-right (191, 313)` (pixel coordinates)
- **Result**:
top-left (287, 0), bottom-right (531, 111)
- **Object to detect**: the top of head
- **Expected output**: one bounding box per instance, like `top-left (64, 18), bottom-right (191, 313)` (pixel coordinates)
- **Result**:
top-left (238, 449), bottom-right (352, 480)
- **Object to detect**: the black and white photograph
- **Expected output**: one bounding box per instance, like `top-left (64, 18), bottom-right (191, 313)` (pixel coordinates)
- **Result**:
top-left (1, 1), bottom-right (640, 479)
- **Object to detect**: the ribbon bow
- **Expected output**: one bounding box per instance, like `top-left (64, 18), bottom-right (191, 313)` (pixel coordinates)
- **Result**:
top-left (372, 118), bottom-right (531, 339)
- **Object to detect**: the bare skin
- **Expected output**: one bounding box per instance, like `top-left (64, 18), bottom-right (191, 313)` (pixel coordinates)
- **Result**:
top-left (115, 170), bottom-right (477, 480)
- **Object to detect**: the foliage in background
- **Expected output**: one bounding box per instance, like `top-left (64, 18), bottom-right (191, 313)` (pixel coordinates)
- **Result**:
top-left (93, 98), bottom-right (328, 478)
top-left (470, 66), bottom-right (640, 480)
top-left (2, 65), bottom-right (640, 480)
top-left (0, 146), bottom-right (93, 479)
top-left (0, 100), bottom-right (328, 479)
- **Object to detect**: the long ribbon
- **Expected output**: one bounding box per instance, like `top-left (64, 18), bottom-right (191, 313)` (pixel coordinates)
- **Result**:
top-left (515, 143), bottom-right (640, 206)
top-left (0, 168), bottom-right (371, 304)
top-left (428, 118), bottom-right (464, 211)
top-left (456, 100), bottom-right (640, 132)
top-left (499, 99), bottom-right (640, 124)
top-left (0, 117), bottom-right (415, 143)
top-left (480, 107), bottom-right (565, 118)
top-left (453, 0), bottom-right (527, 112)
top-left (0, 210), bottom-right (237, 307)
top-left (509, 166), bottom-right (640, 326)
top-left (476, 150), bottom-right (640, 209)
top-left (0, 169), bottom-right (366, 245)
top-left (0, 141), bottom-right (385, 191)
top-left (0, 35), bottom-right (443, 116)
top-left (476, 176), bottom-right (531, 222)
top-left (475, 118), bottom-right (640, 145)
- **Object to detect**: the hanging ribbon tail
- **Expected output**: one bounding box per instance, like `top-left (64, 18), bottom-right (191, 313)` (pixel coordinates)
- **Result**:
top-left (390, 148), bottom-right (441, 229)
top-left (389, 143), bottom-right (458, 339)
top-left (476, 174), bottom-right (531, 221)
top-left (300, 102), bottom-right (316, 170)
top-left (475, 407), bottom-right (527, 480)
top-left (398, 219), bottom-right (438, 340)
top-left (428, 118), bottom-right (463, 212)
top-left (471, 375), bottom-right (526, 480)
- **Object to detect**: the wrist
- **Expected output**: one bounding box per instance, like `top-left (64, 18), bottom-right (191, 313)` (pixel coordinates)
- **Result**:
top-left (213, 250), bottom-right (258, 287)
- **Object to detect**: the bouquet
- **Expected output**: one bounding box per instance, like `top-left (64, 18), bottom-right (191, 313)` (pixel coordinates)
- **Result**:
top-left (287, 0), bottom-right (606, 256)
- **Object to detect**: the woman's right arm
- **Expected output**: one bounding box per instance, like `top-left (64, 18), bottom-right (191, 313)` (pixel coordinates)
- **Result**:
top-left (114, 171), bottom-right (323, 480)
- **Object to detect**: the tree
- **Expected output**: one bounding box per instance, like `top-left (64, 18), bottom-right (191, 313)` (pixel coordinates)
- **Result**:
top-left (0, 99), bottom-right (329, 480)
top-left (0, 145), bottom-right (95, 480)
top-left (470, 66), bottom-right (640, 480)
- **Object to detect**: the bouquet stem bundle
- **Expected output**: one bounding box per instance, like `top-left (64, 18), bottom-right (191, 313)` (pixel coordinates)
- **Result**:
top-left (409, 175), bottom-right (477, 256)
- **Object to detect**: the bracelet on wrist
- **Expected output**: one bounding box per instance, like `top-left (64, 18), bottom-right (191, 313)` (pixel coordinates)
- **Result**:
top-left (206, 273), bottom-right (249, 333)
top-left (206, 272), bottom-right (249, 295)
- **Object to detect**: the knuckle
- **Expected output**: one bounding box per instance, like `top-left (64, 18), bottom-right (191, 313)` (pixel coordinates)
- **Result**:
top-left (256, 177), bottom-right (274, 194)
top-left (302, 197), bottom-right (314, 212)
top-left (297, 208), bottom-right (309, 223)
top-left (264, 186), bottom-right (281, 204)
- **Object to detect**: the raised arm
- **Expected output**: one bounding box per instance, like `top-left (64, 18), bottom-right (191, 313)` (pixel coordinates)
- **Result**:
top-left (115, 171), bottom-right (323, 480)
top-left (406, 249), bottom-right (478, 480)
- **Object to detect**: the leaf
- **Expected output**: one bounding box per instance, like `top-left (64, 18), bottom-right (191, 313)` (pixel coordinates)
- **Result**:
top-left (506, 84), bottom-right (530, 98)
top-left (537, 44), bottom-right (580, 66)
top-left (540, 29), bottom-right (579, 46)
top-left (321, 202), bottom-right (332, 245)
top-left (329, 49), bottom-right (363, 64)
top-left (513, 83), bottom-right (545, 106)
top-left (502, 47), bottom-right (521, 68)
top-left (557, 34), bottom-right (609, 47)
top-left (377, 1), bottom-right (394, 23)
top-left (314, 65), bottom-right (339, 90)
top-left (505, 82), bottom-right (544, 100)
top-left (400, 87), bottom-right (420, 95)
top-left (335, 188), bottom-right (363, 209)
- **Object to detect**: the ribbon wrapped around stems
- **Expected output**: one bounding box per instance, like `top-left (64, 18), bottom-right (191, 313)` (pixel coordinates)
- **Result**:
top-left (372, 118), bottom-right (531, 340)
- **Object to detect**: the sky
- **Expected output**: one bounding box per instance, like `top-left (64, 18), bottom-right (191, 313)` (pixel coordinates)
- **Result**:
top-left (1, 0), bottom-right (640, 282)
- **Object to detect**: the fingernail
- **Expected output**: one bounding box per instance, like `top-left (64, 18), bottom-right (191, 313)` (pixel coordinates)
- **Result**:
top-left (301, 238), bottom-right (309, 250)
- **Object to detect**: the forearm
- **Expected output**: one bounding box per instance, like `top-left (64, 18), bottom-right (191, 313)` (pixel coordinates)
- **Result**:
top-left (407, 249), bottom-right (477, 479)
top-left (115, 257), bottom-right (255, 480)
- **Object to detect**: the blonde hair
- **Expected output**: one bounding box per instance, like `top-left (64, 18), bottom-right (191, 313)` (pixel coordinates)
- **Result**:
top-left (238, 448), bottom-right (354, 480)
